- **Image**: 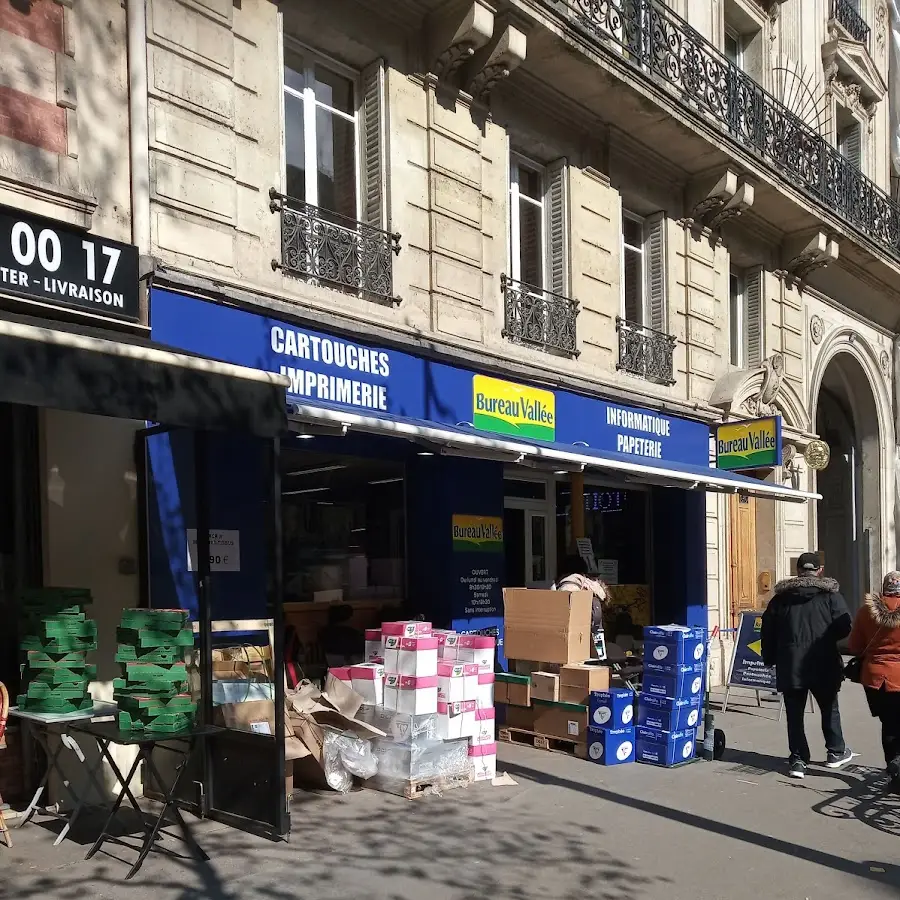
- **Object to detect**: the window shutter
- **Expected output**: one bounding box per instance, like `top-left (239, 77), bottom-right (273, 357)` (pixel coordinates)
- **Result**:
top-left (545, 158), bottom-right (569, 296)
top-left (360, 59), bottom-right (387, 229)
top-left (645, 212), bottom-right (667, 333)
top-left (842, 122), bottom-right (862, 170)
top-left (745, 266), bottom-right (763, 367)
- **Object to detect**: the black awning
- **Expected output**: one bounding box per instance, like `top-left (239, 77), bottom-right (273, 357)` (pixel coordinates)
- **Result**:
top-left (0, 312), bottom-right (288, 437)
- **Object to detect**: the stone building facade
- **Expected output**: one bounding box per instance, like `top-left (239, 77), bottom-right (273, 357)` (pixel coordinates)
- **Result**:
top-left (0, 0), bottom-right (898, 688)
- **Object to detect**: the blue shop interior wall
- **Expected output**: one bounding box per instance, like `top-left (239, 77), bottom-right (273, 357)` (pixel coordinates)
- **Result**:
top-left (145, 429), bottom-right (270, 623)
top-left (650, 487), bottom-right (707, 629)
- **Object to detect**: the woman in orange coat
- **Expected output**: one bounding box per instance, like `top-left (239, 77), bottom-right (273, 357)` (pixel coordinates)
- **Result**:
top-left (847, 571), bottom-right (900, 793)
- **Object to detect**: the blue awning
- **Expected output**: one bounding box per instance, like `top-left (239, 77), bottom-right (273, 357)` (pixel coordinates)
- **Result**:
top-left (286, 402), bottom-right (819, 503)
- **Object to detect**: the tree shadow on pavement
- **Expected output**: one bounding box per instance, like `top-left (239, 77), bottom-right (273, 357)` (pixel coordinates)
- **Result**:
top-left (0, 782), bottom-right (671, 900)
top-left (500, 759), bottom-right (900, 892)
top-left (809, 763), bottom-right (900, 840)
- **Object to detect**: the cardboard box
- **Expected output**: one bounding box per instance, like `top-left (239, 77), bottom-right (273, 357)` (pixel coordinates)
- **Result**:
top-left (503, 588), bottom-right (592, 665)
top-left (498, 673), bottom-right (532, 707)
top-left (398, 636), bottom-right (439, 677)
top-left (531, 699), bottom-right (588, 742)
top-left (636, 726), bottom-right (697, 767)
top-left (642, 662), bottom-right (704, 700)
top-left (476, 671), bottom-right (494, 708)
top-left (530, 671), bottom-right (560, 703)
top-left (503, 704), bottom-right (535, 731)
top-left (559, 663), bottom-right (610, 705)
top-left (469, 742), bottom-right (497, 781)
top-left (637, 694), bottom-right (702, 732)
top-left (457, 634), bottom-right (495, 670)
top-left (472, 706), bottom-right (496, 745)
top-left (589, 689), bottom-right (635, 730)
top-left (587, 726), bottom-right (635, 765)
top-left (643, 625), bottom-right (706, 666)
top-left (350, 663), bottom-right (385, 705)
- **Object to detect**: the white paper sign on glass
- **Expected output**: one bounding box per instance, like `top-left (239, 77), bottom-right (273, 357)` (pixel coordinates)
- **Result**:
top-left (596, 559), bottom-right (619, 584)
top-left (186, 529), bottom-right (241, 573)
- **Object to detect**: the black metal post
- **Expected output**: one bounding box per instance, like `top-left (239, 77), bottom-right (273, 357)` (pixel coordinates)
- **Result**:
top-left (194, 429), bottom-right (213, 816)
top-left (269, 436), bottom-right (289, 837)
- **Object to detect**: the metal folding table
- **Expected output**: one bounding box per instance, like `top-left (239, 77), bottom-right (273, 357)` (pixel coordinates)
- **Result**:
top-left (69, 720), bottom-right (221, 879)
top-left (10, 702), bottom-right (117, 845)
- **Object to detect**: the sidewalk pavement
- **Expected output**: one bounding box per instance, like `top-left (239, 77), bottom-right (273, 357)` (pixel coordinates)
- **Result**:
top-left (2, 686), bottom-right (899, 900)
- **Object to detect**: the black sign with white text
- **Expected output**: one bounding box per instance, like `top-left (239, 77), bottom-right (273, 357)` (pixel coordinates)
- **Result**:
top-left (0, 209), bottom-right (140, 323)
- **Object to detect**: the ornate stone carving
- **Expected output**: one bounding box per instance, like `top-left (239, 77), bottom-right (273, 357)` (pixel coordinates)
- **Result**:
top-left (810, 314), bottom-right (824, 344)
top-left (685, 169), bottom-right (755, 233)
top-left (881, 349), bottom-right (891, 376)
top-left (781, 444), bottom-right (803, 491)
top-left (430, 2), bottom-right (495, 83)
top-left (877, 2), bottom-right (888, 57)
top-left (777, 232), bottom-right (839, 288)
top-left (744, 354), bottom-right (786, 417)
top-left (466, 23), bottom-right (527, 104)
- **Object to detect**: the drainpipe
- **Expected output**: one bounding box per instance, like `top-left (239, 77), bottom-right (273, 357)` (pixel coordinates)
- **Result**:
top-left (127, 0), bottom-right (151, 324)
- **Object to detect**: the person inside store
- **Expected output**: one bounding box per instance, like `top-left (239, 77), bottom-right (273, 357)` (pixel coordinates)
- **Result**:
top-left (761, 551), bottom-right (854, 779)
top-left (847, 571), bottom-right (900, 794)
top-left (553, 555), bottom-right (607, 657)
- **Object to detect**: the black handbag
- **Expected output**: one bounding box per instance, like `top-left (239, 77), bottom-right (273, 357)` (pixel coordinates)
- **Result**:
top-left (843, 627), bottom-right (883, 683)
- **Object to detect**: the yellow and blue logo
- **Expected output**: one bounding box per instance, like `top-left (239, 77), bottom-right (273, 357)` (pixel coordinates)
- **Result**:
top-left (715, 417), bottom-right (781, 471)
top-left (472, 375), bottom-right (555, 441)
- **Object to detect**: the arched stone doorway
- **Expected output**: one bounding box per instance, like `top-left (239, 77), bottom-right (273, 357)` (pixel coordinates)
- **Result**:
top-left (814, 352), bottom-right (883, 615)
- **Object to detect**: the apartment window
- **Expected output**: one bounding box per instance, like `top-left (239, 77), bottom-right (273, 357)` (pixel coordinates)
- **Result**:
top-left (724, 27), bottom-right (742, 68)
top-left (722, 2), bottom-right (764, 84)
top-left (837, 113), bottom-right (863, 171)
top-left (729, 267), bottom-right (763, 368)
top-left (509, 158), bottom-right (545, 287)
top-left (622, 211), bottom-right (666, 333)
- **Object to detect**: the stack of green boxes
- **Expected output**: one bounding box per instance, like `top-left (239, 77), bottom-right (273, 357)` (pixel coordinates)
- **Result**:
top-left (114, 609), bottom-right (196, 733)
top-left (18, 588), bottom-right (97, 714)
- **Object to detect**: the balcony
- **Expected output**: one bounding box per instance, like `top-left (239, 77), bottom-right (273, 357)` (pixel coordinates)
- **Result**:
top-left (831, 0), bottom-right (870, 46)
top-left (269, 190), bottom-right (401, 304)
top-left (616, 318), bottom-right (676, 385)
top-left (502, 275), bottom-right (579, 357)
top-left (545, 1), bottom-right (900, 266)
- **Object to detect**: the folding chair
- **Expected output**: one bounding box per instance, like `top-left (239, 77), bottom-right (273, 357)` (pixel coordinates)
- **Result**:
top-left (0, 681), bottom-right (11, 848)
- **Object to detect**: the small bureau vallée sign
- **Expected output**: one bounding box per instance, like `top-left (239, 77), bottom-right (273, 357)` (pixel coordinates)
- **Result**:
top-left (451, 515), bottom-right (504, 553)
top-left (472, 374), bottom-right (556, 441)
top-left (715, 416), bottom-right (782, 471)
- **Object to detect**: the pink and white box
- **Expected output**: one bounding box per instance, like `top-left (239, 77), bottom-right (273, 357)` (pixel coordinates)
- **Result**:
top-left (398, 636), bottom-right (439, 677)
top-left (458, 634), bottom-right (495, 670)
top-left (381, 620), bottom-right (432, 641)
top-left (350, 663), bottom-right (385, 705)
top-left (364, 629), bottom-right (382, 661)
top-left (382, 635), bottom-right (402, 673)
top-left (434, 630), bottom-right (459, 660)
top-left (437, 699), bottom-right (476, 740)
top-left (469, 742), bottom-right (497, 781)
top-left (439, 662), bottom-right (479, 703)
top-left (389, 675), bottom-right (438, 715)
top-left (471, 706), bottom-right (496, 746)
top-left (476, 671), bottom-right (494, 709)
top-left (328, 666), bottom-right (353, 689)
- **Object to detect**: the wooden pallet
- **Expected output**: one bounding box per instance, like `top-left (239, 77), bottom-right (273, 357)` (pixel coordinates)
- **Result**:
top-left (498, 726), bottom-right (588, 759)
top-left (369, 769), bottom-right (474, 800)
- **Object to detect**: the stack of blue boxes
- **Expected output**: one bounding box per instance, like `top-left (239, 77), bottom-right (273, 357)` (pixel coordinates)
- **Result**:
top-left (586, 688), bottom-right (635, 766)
top-left (636, 625), bottom-right (706, 767)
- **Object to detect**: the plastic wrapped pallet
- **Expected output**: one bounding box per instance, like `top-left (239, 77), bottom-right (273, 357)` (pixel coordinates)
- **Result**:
top-left (371, 736), bottom-right (471, 783)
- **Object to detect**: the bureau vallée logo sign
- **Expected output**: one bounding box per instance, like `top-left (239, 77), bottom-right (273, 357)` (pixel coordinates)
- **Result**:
top-left (451, 515), bottom-right (504, 553)
top-left (472, 374), bottom-right (556, 441)
top-left (714, 416), bottom-right (782, 471)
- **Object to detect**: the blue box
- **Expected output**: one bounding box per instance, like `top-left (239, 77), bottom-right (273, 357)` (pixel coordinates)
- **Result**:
top-left (637, 693), bottom-right (702, 731)
top-left (643, 625), bottom-right (706, 666)
top-left (589, 689), bottom-right (635, 729)
top-left (642, 662), bottom-right (705, 700)
top-left (636, 726), bottom-right (697, 767)
top-left (587, 726), bottom-right (635, 765)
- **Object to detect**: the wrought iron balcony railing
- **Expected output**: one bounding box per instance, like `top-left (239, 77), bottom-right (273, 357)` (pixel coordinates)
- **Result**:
top-left (832, 0), bottom-right (870, 46)
top-left (616, 317), bottom-right (676, 385)
top-left (502, 275), bottom-right (579, 356)
top-left (557, 0), bottom-right (900, 264)
top-left (269, 189), bottom-right (401, 304)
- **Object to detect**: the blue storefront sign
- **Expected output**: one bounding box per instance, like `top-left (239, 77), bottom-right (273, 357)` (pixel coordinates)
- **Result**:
top-left (150, 289), bottom-right (710, 465)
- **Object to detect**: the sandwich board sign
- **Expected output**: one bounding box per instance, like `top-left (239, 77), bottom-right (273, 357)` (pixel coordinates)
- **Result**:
top-left (722, 611), bottom-right (778, 713)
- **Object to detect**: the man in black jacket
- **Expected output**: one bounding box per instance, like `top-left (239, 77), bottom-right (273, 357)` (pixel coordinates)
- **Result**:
top-left (761, 552), bottom-right (854, 778)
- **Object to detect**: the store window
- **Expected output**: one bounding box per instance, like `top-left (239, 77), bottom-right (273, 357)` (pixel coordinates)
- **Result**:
top-left (280, 449), bottom-right (405, 604)
top-left (556, 482), bottom-right (649, 586)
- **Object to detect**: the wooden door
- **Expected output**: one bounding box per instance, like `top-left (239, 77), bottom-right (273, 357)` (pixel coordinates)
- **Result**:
top-left (729, 494), bottom-right (759, 628)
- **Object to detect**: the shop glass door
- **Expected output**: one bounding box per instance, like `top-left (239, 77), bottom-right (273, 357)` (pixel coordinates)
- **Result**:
top-left (503, 477), bottom-right (554, 588)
